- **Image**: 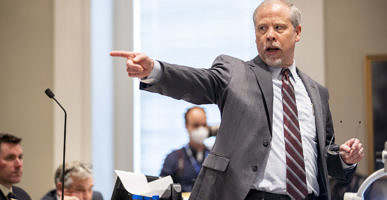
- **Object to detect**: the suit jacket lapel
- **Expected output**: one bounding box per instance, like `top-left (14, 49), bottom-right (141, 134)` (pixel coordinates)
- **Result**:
top-left (248, 56), bottom-right (274, 133)
top-left (297, 70), bottom-right (325, 151)
top-left (0, 189), bottom-right (6, 200)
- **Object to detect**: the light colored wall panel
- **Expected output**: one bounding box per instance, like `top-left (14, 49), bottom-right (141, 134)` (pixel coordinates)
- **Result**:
top-left (295, 0), bottom-right (325, 85)
top-left (325, 0), bottom-right (387, 175)
top-left (54, 0), bottom-right (91, 167)
top-left (0, 0), bottom-right (54, 198)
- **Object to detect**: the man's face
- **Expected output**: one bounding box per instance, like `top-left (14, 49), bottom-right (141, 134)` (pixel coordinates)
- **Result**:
top-left (63, 176), bottom-right (93, 200)
top-left (254, 2), bottom-right (301, 67)
top-left (0, 143), bottom-right (23, 186)
top-left (186, 109), bottom-right (207, 135)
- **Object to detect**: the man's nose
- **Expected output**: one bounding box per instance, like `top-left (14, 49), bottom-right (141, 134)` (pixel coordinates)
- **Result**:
top-left (15, 158), bottom-right (23, 167)
top-left (265, 27), bottom-right (276, 42)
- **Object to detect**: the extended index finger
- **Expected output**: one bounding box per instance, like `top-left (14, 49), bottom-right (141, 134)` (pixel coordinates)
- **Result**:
top-left (110, 51), bottom-right (137, 58)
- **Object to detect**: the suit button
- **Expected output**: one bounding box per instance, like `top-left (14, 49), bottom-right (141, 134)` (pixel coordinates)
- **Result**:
top-left (251, 166), bottom-right (258, 172)
top-left (263, 139), bottom-right (269, 147)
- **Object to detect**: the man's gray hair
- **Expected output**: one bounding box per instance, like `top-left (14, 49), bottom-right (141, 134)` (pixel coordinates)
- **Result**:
top-left (55, 161), bottom-right (93, 188)
top-left (253, 0), bottom-right (301, 29)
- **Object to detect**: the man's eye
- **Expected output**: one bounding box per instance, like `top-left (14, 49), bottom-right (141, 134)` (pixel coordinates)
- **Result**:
top-left (258, 26), bottom-right (266, 32)
top-left (275, 25), bottom-right (285, 31)
top-left (5, 156), bottom-right (15, 161)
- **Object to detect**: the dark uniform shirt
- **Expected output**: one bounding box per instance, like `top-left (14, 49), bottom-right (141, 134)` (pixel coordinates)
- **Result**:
top-left (160, 145), bottom-right (209, 192)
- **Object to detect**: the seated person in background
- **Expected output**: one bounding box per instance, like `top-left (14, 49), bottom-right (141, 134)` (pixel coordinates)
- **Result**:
top-left (0, 133), bottom-right (31, 200)
top-left (329, 173), bottom-right (365, 200)
top-left (329, 173), bottom-right (387, 200)
top-left (160, 107), bottom-right (211, 192)
top-left (41, 161), bottom-right (103, 200)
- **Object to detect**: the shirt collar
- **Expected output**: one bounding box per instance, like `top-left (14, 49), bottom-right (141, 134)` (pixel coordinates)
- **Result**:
top-left (268, 60), bottom-right (297, 81)
top-left (0, 184), bottom-right (12, 197)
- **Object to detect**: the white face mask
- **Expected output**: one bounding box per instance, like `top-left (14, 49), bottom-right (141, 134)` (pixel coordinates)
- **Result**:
top-left (190, 126), bottom-right (209, 144)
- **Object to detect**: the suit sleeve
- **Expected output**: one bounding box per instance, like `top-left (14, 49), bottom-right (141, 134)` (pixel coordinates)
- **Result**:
top-left (140, 55), bottom-right (232, 105)
top-left (323, 89), bottom-right (356, 183)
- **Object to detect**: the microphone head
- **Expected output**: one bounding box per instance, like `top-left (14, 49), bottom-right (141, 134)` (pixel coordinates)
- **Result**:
top-left (45, 88), bottom-right (55, 98)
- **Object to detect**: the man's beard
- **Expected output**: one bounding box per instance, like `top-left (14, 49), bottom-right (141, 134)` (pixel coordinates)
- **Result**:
top-left (261, 42), bottom-right (284, 67)
top-left (264, 57), bottom-right (282, 67)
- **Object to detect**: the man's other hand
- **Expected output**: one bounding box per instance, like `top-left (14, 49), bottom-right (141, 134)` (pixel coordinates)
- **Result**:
top-left (110, 51), bottom-right (154, 79)
top-left (339, 138), bottom-right (364, 165)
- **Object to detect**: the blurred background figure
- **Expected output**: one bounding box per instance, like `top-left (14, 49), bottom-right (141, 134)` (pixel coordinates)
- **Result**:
top-left (329, 149), bottom-right (387, 200)
top-left (0, 133), bottom-right (31, 200)
top-left (41, 161), bottom-right (103, 200)
top-left (329, 174), bottom-right (387, 199)
top-left (329, 173), bottom-right (365, 200)
top-left (364, 177), bottom-right (387, 200)
top-left (160, 107), bottom-right (211, 192)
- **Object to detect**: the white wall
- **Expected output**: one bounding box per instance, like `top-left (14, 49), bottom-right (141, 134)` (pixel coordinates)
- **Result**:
top-left (54, 0), bottom-right (92, 169)
top-left (295, 0), bottom-right (326, 85)
top-left (90, 0), bottom-right (114, 198)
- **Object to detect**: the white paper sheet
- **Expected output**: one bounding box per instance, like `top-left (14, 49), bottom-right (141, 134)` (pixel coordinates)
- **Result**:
top-left (115, 170), bottom-right (173, 197)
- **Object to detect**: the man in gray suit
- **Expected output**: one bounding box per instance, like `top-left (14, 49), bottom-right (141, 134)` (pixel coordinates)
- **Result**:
top-left (110, 0), bottom-right (364, 199)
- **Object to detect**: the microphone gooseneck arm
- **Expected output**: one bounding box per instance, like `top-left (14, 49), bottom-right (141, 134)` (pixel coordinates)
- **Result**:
top-left (45, 88), bottom-right (67, 200)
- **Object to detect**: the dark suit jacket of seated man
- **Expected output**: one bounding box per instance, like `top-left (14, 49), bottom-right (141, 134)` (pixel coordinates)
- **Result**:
top-left (110, 0), bottom-right (365, 200)
top-left (0, 186), bottom-right (30, 200)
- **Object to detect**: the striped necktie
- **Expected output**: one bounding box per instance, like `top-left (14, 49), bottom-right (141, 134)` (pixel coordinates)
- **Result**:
top-left (281, 68), bottom-right (308, 200)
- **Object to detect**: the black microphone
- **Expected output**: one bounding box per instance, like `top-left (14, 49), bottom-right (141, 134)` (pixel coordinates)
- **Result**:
top-left (44, 88), bottom-right (67, 200)
top-left (45, 88), bottom-right (55, 99)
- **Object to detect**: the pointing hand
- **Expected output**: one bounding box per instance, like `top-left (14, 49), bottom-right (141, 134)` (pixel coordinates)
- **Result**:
top-left (110, 51), bottom-right (154, 79)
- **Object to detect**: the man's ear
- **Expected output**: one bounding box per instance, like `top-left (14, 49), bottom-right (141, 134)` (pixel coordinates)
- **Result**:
top-left (295, 25), bottom-right (301, 42)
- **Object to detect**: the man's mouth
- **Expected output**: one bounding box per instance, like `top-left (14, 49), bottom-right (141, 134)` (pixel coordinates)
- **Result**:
top-left (266, 47), bottom-right (281, 52)
top-left (264, 46), bottom-right (281, 57)
top-left (12, 171), bottom-right (22, 176)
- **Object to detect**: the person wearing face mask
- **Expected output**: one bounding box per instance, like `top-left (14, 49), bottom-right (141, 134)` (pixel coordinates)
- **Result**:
top-left (160, 107), bottom-right (211, 192)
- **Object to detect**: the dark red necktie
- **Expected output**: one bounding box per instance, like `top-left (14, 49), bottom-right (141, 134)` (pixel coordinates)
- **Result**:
top-left (281, 68), bottom-right (308, 200)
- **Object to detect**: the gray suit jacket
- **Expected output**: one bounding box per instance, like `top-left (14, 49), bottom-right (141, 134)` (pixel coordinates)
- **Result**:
top-left (141, 55), bottom-right (355, 200)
